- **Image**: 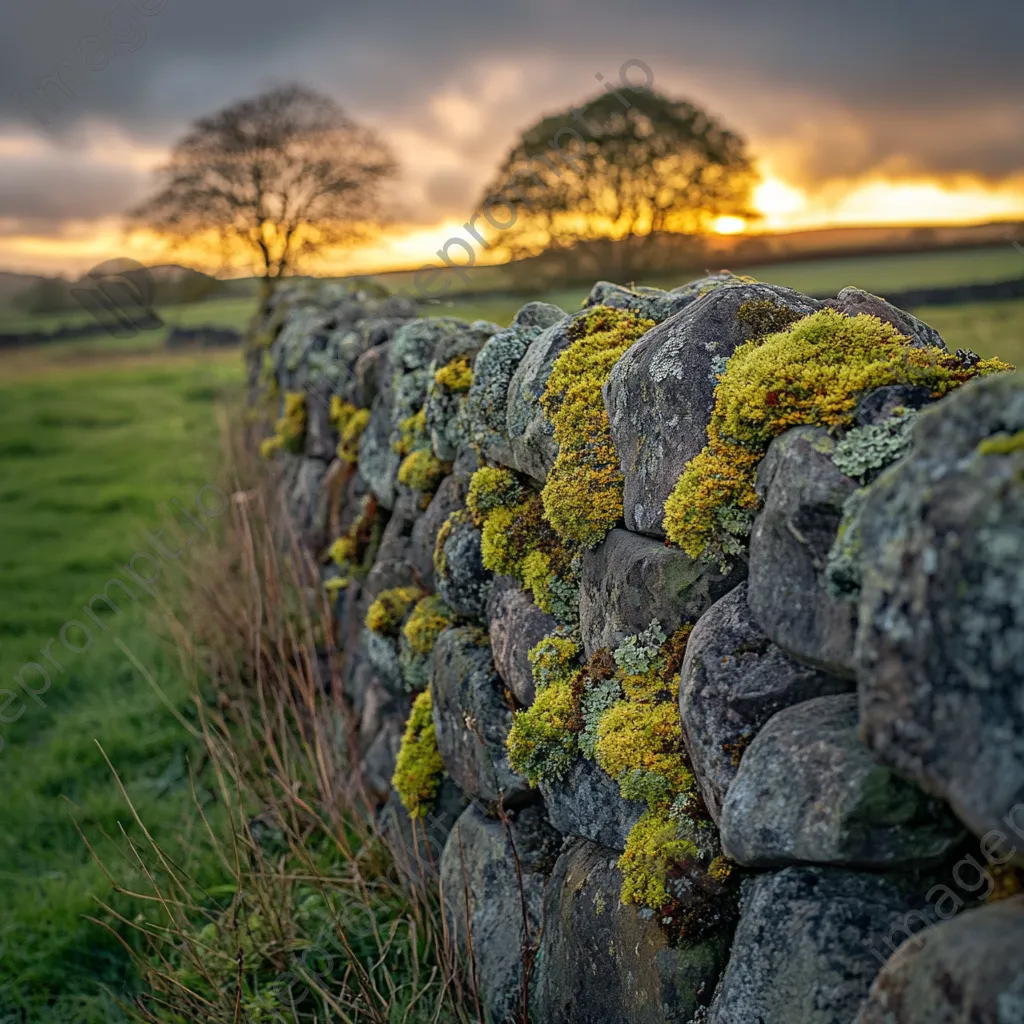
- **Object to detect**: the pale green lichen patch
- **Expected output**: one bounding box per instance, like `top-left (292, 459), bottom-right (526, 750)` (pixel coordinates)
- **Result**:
top-left (831, 410), bottom-right (917, 483)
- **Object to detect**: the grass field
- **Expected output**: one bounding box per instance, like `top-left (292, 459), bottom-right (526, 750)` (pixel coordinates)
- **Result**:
top-left (0, 349), bottom-right (242, 1022)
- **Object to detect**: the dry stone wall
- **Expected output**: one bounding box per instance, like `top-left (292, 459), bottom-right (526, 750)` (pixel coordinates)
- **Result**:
top-left (249, 273), bottom-right (1024, 1024)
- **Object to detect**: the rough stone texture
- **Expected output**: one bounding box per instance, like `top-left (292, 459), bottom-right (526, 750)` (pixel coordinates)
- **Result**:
top-left (281, 453), bottom-right (331, 550)
top-left (578, 528), bottom-right (745, 659)
top-left (302, 387), bottom-right (336, 461)
top-left (679, 584), bottom-right (856, 823)
top-left (430, 627), bottom-right (533, 806)
top-left (606, 282), bottom-right (821, 536)
top-left (351, 341), bottom-right (391, 409)
top-left (854, 896), bottom-right (1024, 1024)
top-left (532, 839), bottom-right (731, 1024)
top-left (506, 309), bottom-right (587, 481)
top-left (408, 474), bottom-right (461, 590)
top-left (706, 867), bottom-right (934, 1024)
top-left (539, 755), bottom-right (646, 851)
top-left (465, 301), bottom-right (567, 466)
top-left (440, 804), bottom-right (562, 1024)
top-left (855, 372), bottom-right (1024, 840)
top-left (720, 694), bottom-right (964, 868)
top-left (359, 718), bottom-right (403, 804)
top-left (357, 369), bottom-right (401, 509)
top-left (748, 425), bottom-right (860, 677)
top-left (823, 286), bottom-right (947, 350)
top-left (486, 580), bottom-right (558, 706)
top-left (435, 513), bottom-right (492, 621)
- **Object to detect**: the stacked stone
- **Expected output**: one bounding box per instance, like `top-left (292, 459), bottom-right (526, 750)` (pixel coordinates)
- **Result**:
top-left (254, 276), bottom-right (1024, 1024)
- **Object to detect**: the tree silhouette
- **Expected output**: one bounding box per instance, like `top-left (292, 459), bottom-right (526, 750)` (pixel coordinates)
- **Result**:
top-left (478, 88), bottom-right (758, 278)
top-left (132, 84), bottom-right (397, 289)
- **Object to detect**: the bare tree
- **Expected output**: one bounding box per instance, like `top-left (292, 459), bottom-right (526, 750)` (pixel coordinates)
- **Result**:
top-left (131, 84), bottom-right (397, 290)
top-left (478, 88), bottom-right (758, 279)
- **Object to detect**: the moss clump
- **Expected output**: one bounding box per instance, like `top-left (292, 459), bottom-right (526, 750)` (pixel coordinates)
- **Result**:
top-left (397, 448), bottom-right (451, 495)
top-left (978, 429), bottom-right (1024, 455)
top-left (330, 397), bottom-right (370, 464)
top-left (392, 686), bottom-right (445, 818)
top-left (326, 494), bottom-right (381, 578)
top-left (467, 466), bottom-right (581, 622)
top-left (663, 309), bottom-right (1012, 559)
top-left (619, 809), bottom-right (700, 909)
top-left (540, 306), bottom-right (655, 548)
top-left (434, 357), bottom-right (474, 393)
top-left (323, 576), bottom-right (351, 595)
top-left (393, 407), bottom-right (428, 457)
top-left (402, 595), bottom-right (454, 656)
top-left (260, 391), bottom-right (307, 458)
top-left (506, 629), bottom-right (584, 785)
top-left (365, 586), bottom-right (425, 637)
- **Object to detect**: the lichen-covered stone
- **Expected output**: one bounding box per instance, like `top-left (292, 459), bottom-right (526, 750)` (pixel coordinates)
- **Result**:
top-left (748, 425), bottom-right (860, 676)
top-left (407, 474), bottom-right (461, 590)
top-left (584, 273), bottom-right (749, 323)
top-left (465, 301), bottom-right (567, 466)
top-left (440, 803), bottom-right (561, 1024)
top-left (539, 754), bottom-right (646, 851)
top-left (706, 867), bottom-right (934, 1024)
top-left (578, 528), bottom-right (744, 659)
top-left (606, 282), bottom-right (821, 537)
top-left (854, 896), bottom-right (1024, 1024)
top-left (855, 371), bottom-right (1024, 840)
top-left (430, 627), bottom-right (533, 805)
top-left (679, 584), bottom-right (854, 823)
top-left (823, 286), bottom-right (946, 350)
top-left (506, 310), bottom-right (588, 481)
top-left (487, 580), bottom-right (559, 706)
top-left (531, 839), bottom-right (731, 1024)
top-left (434, 511), bottom-right (492, 621)
top-left (280, 452), bottom-right (331, 550)
top-left (720, 694), bottom-right (964, 868)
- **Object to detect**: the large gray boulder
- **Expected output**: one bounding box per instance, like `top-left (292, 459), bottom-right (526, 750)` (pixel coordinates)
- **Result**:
top-left (440, 803), bottom-right (562, 1024)
top-left (578, 528), bottom-right (744, 659)
top-left (823, 287), bottom-right (946, 350)
top-left (606, 282), bottom-right (821, 537)
top-left (408, 474), bottom-right (461, 590)
top-left (855, 896), bottom-right (1024, 1024)
top-left (486, 580), bottom-right (558, 706)
top-left (430, 627), bottom-right (533, 806)
top-left (720, 694), bottom-right (964, 868)
top-left (748, 425), bottom-right (860, 677)
top-left (679, 584), bottom-right (856, 823)
top-left (706, 867), bottom-right (936, 1024)
top-left (531, 839), bottom-right (732, 1024)
top-left (855, 371), bottom-right (1024, 841)
top-left (505, 310), bottom-right (587, 482)
top-left (539, 755), bottom-right (646, 852)
top-left (464, 302), bottom-right (567, 466)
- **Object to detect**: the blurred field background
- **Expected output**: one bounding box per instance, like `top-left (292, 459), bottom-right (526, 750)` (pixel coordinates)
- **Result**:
top-left (0, 241), bottom-right (1020, 1020)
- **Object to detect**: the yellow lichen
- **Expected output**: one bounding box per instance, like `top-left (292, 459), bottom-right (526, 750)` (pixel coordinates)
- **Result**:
top-left (260, 391), bottom-right (307, 458)
top-left (978, 429), bottom-right (1024, 456)
top-left (434, 356), bottom-right (474, 393)
top-left (397, 448), bottom-right (451, 495)
top-left (330, 398), bottom-right (370, 464)
top-left (466, 466), bottom-right (526, 526)
top-left (323, 576), bottom-right (351, 595)
top-left (664, 309), bottom-right (1013, 559)
top-left (402, 595), bottom-right (454, 656)
top-left (328, 535), bottom-right (358, 568)
top-left (326, 494), bottom-right (381, 577)
top-left (365, 586), bottom-right (425, 636)
top-left (392, 686), bottom-right (445, 818)
top-left (540, 306), bottom-right (655, 548)
top-left (393, 407), bottom-right (428, 457)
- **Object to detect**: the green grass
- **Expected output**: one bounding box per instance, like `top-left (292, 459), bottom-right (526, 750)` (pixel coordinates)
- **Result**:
top-left (0, 349), bottom-right (243, 1022)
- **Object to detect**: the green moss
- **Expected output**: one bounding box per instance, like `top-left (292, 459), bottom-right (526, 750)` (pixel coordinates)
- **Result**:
top-left (365, 585), bottom-right (425, 636)
top-left (619, 809), bottom-right (700, 910)
top-left (260, 391), bottom-right (307, 458)
top-left (434, 357), bottom-right (474, 393)
top-left (393, 407), bottom-right (428, 457)
top-left (326, 494), bottom-right (381, 578)
top-left (392, 686), bottom-right (446, 818)
top-left (397, 448), bottom-right (451, 495)
top-left (664, 309), bottom-right (1013, 559)
top-left (978, 429), bottom-right (1024, 455)
top-left (330, 397), bottom-right (370, 464)
top-left (402, 595), bottom-right (454, 656)
top-left (467, 466), bottom-right (581, 622)
top-left (540, 306), bottom-right (655, 548)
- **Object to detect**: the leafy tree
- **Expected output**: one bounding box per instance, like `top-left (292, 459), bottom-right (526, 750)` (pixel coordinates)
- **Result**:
top-left (131, 84), bottom-right (396, 290)
top-left (477, 88), bottom-right (758, 278)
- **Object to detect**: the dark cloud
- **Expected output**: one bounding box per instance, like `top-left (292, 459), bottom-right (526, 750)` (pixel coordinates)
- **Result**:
top-left (0, 0), bottom-right (1022, 231)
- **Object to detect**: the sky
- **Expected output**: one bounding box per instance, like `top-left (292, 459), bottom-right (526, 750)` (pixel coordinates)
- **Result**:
top-left (1, 0), bottom-right (1023, 276)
